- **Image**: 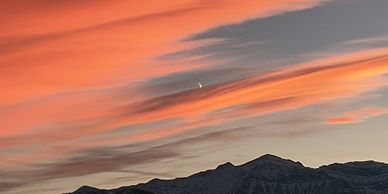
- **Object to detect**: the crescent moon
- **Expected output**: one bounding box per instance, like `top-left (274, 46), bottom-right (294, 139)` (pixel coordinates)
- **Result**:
top-left (197, 81), bottom-right (203, 88)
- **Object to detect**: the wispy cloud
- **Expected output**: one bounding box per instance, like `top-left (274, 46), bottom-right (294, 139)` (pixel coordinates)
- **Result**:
top-left (326, 107), bottom-right (388, 125)
top-left (3, 48), bottom-right (388, 172)
top-left (340, 34), bottom-right (388, 46)
top-left (0, 0), bottom-right (321, 107)
top-left (0, 144), bottom-right (179, 193)
top-left (1, 1), bottom-right (327, 193)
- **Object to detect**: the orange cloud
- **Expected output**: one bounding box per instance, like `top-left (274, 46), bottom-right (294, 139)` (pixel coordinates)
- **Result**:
top-left (115, 49), bottom-right (388, 128)
top-left (3, 48), bottom-right (388, 157)
top-left (0, 0), bottom-right (323, 139)
top-left (1, 0), bottom-right (325, 175)
top-left (0, 0), bottom-right (321, 107)
top-left (326, 107), bottom-right (388, 125)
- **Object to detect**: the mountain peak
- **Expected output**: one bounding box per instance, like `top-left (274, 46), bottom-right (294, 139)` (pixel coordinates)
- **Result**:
top-left (216, 161), bottom-right (234, 169)
top-left (259, 153), bottom-right (283, 160)
top-left (241, 154), bottom-right (304, 169)
top-left (71, 185), bottom-right (102, 194)
top-left (320, 160), bottom-right (388, 177)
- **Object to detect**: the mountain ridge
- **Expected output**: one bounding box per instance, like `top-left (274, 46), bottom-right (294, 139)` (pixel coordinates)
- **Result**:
top-left (69, 154), bottom-right (388, 194)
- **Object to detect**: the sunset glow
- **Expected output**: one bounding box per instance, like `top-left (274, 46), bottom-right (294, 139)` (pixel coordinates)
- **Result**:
top-left (1, 1), bottom-right (388, 193)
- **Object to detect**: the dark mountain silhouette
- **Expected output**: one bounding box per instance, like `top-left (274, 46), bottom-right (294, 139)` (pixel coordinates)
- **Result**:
top-left (70, 154), bottom-right (388, 194)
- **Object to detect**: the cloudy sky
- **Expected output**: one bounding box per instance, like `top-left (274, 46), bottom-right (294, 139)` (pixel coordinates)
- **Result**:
top-left (1, 0), bottom-right (388, 193)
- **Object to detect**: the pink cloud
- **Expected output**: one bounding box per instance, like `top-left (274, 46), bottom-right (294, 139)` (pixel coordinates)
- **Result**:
top-left (326, 107), bottom-right (388, 125)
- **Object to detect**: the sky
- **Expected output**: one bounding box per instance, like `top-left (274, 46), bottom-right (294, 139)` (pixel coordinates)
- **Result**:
top-left (1, 0), bottom-right (388, 193)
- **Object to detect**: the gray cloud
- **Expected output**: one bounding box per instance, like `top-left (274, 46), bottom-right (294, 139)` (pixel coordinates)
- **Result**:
top-left (0, 125), bottom-right (253, 193)
top-left (139, 67), bottom-right (254, 97)
top-left (173, 0), bottom-right (388, 70)
top-left (0, 145), bottom-right (178, 192)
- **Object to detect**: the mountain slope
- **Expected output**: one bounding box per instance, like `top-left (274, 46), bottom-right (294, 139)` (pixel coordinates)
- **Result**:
top-left (71, 154), bottom-right (388, 194)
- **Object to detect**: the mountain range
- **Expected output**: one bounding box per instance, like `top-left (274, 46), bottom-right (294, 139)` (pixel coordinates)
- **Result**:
top-left (70, 154), bottom-right (388, 194)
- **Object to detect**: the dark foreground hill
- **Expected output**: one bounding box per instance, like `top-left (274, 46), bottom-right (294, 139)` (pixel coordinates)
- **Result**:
top-left (70, 154), bottom-right (388, 194)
